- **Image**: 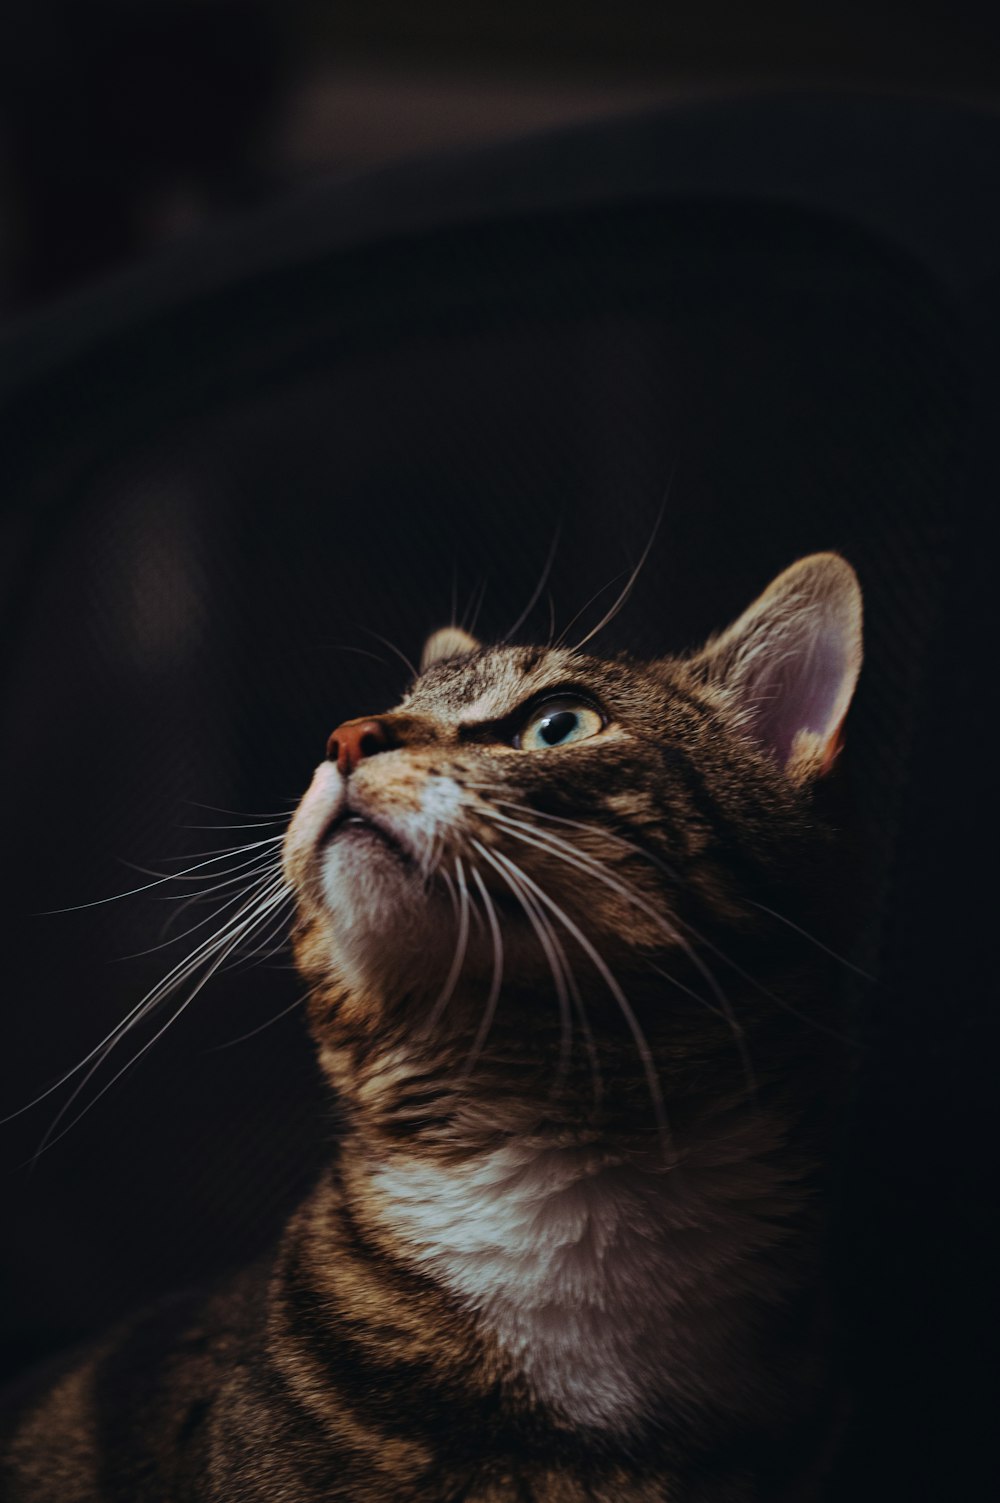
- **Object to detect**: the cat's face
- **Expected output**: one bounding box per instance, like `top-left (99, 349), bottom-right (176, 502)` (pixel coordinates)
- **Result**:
top-left (283, 554), bottom-right (862, 1136)
top-left (285, 643), bottom-right (778, 1001)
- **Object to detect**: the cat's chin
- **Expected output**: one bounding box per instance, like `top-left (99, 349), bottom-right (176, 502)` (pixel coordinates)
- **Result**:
top-left (320, 819), bottom-right (418, 908)
top-left (315, 832), bottom-right (453, 993)
top-left (324, 813), bottom-right (412, 870)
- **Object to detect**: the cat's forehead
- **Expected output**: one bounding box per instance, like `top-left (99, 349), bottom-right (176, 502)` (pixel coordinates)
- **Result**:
top-left (397, 645), bottom-right (593, 723)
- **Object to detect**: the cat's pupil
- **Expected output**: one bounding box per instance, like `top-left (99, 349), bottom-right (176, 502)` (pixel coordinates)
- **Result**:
top-left (540, 710), bottom-right (578, 745)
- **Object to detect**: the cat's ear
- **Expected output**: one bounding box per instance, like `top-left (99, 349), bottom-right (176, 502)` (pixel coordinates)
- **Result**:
top-left (419, 627), bottom-right (481, 673)
top-left (690, 553), bottom-right (862, 780)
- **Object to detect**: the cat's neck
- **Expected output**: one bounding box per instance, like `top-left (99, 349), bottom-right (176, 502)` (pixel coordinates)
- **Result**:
top-left (343, 1108), bottom-right (809, 1435)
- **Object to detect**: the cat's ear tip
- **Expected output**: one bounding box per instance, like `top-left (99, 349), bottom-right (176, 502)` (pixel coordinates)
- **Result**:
top-left (786, 549), bottom-right (855, 569)
top-left (771, 551), bottom-right (861, 600)
top-left (764, 551), bottom-right (863, 650)
top-left (419, 627), bottom-right (481, 673)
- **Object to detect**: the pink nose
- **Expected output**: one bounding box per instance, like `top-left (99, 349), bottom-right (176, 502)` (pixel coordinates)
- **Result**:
top-left (326, 717), bottom-right (393, 775)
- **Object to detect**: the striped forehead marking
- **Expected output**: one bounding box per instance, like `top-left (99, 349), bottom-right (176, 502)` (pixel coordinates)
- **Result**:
top-left (405, 648), bottom-right (576, 725)
top-left (453, 664), bottom-right (532, 725)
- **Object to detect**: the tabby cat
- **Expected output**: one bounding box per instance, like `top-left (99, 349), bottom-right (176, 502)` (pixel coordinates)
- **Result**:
top-left (2, 552), bottom-right (863, 1502)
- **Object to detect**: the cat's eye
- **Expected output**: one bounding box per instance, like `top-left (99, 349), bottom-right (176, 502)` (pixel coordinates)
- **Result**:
top-left (515, 697), bottom-right (605, 751)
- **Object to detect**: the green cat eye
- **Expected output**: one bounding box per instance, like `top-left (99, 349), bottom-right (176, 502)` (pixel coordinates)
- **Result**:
top-left (515, 697), bottom-right (605, 751)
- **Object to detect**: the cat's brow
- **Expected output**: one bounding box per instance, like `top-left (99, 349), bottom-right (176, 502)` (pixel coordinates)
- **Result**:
top-left (405, 648), bottom-right (580, 726)
top-left (438, 662), bottom-right (554, 725)
top-left (453, 690), bottom-right (517, 725)
top-left (452, 672), bottom-right (578, 727)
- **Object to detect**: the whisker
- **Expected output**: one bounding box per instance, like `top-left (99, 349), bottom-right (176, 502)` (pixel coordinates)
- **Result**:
top-left (470, 842), bottom-right (572, 1081)
top-left (461, 867), bottom-right (504, 1078)
top-left (530, 810), bottom-right (863, 1044)
top-left (30, 898), bottom-right (283, 1164)
top-left (147, 858), bottom-right (288, 910)
top-left (211, 992), bottom-right (308, 1051)
top-left (545, 589), bottom-right (557, 645)
top-left (481, 796), bottom-right (685, 885)
top-left (157, 837), bottom-right (286, 860)
top-left (483, 810), bottom-right (757, 1101)
top-left (223, 892), bottom-right (295, 969)
top-left (745, 900), bottom-right (874, 980)
top-left (180, 823), bottom-right (290, 835)
top-left (155, 856), bottom-right (285, 932)
top-left (471, 840), bottom-right (597, 1101)
top-left (30, 874), bottom-right (293, 1159)
top-left (183, 800), bottom-right (295, 820)
top-left (321, 643), bottom-right (390, 668)
top-left (552, 568), bottom-right (628, 652)
top-left (490, 800), bottom-right (860, 1002)
top-left (361, 627), bottom-right (418, 681)
top-left (122, 839), bottom-right (285, 881)
top-left (42, 837), bottom-right (285, 914)
top-left (502, 524), bottom-right (561, 642)
top-left (572, 490), bottom-right (667, 652)
top-left (465, 577), bottom-right (489, 638)
top-left (4, 873), bottom-right (288, 1131)
top-left (118, 864), bottom-right (285, 959)
top-left (487, 809), bottom-right (684, 941)
top-left (485, 846), bottom-right (673, 1158)
top-left (474, 792), bottom-right (847, 1052)
top-left (438, 866), bottom-right (459, 921)
top-left (424, 856), bottom-right (471, 1033)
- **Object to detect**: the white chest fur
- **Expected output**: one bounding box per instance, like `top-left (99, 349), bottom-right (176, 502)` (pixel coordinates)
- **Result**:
top-left (368, 1140), bottom-right (737, 1433)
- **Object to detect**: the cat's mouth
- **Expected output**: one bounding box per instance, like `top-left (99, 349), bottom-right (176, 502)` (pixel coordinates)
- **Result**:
top-left (323, 809), bottom-right (412, 866)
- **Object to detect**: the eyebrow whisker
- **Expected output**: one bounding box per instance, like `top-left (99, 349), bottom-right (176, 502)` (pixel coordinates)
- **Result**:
top-left (502, 523), bottom-right (562, 643)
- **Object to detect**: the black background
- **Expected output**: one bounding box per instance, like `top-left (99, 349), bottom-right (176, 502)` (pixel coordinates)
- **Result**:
top-left (1, 7), bottom-right (998, 1500)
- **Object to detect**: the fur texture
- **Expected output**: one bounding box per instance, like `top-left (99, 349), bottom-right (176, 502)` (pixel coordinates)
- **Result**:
top-left (2, 553), bottom-right (863, 1501)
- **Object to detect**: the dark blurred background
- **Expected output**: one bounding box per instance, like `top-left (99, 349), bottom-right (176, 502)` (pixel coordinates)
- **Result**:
top-left (2, 6), bottom-right (999, 1502)
top-left (2, 0), bottom-right (1000, 312)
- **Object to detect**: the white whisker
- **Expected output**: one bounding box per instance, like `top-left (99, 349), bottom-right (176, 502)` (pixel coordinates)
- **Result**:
top-left (502, 524), bottom-right (561, 642)
top-left (148, 857), bottom-right (287, 907)
top-left (42, 837), bottom-right (285, 914)
top-left (211, 992), bottom-right (308, 1051)
top-left (462, 867), bottom-right (504, 1077)
top-left (483, 809), bottom-right (757, 1101)
top-left (362, 627), bottom-right (418, 681)
top-left (181, 820), bottom-right (288, 831)
top-left (30, 874), bottom-right (294, 1159)
top-left (223, 892), bottom-right (296, 969)
top-left (486, 845), bottom-right (672, 1155)
top-left (30, 899), bottom-right (281, 1164)
top-left (746, 900), bottom-right (873, 980)
top-left (470, 581), bottom-right (489, 637)
top-left (5, 870), bottom-right (289, 1135)
top-left (552, 568), bottom-right (628, 653)
top-left (424, 856), bottom-right (471, 1033)
top-left (183, 801), bottom-right (295, 819)
top-left (572, 492), bottom-right (667, 652)
top-left (482, 792), bottom-right (854, 1042)
top-left (119, 866), bottom-right (286, 959)
top-left (471, 840), bottom-right (597, 1101)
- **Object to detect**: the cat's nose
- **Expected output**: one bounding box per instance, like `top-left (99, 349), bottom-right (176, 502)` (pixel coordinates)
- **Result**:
top-left (326, 717), bottom-right (395, 775)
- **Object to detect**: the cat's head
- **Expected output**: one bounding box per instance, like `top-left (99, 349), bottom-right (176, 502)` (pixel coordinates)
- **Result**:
top-left (283, 553), bottom-right (862, 1144)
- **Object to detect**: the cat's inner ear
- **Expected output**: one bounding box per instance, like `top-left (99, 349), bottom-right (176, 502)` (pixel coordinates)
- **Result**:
top-left (690, 553), bottom-right (863, 779)
top-left (420, 627), bottom-right (481, 673)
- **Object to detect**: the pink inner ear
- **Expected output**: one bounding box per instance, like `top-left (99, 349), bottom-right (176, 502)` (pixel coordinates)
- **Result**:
top-left (746, 624), bottom-right (849, 764)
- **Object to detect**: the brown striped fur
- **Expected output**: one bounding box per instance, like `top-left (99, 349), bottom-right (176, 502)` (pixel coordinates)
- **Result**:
top-left (2, 554), bottom-right (863, 1500)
